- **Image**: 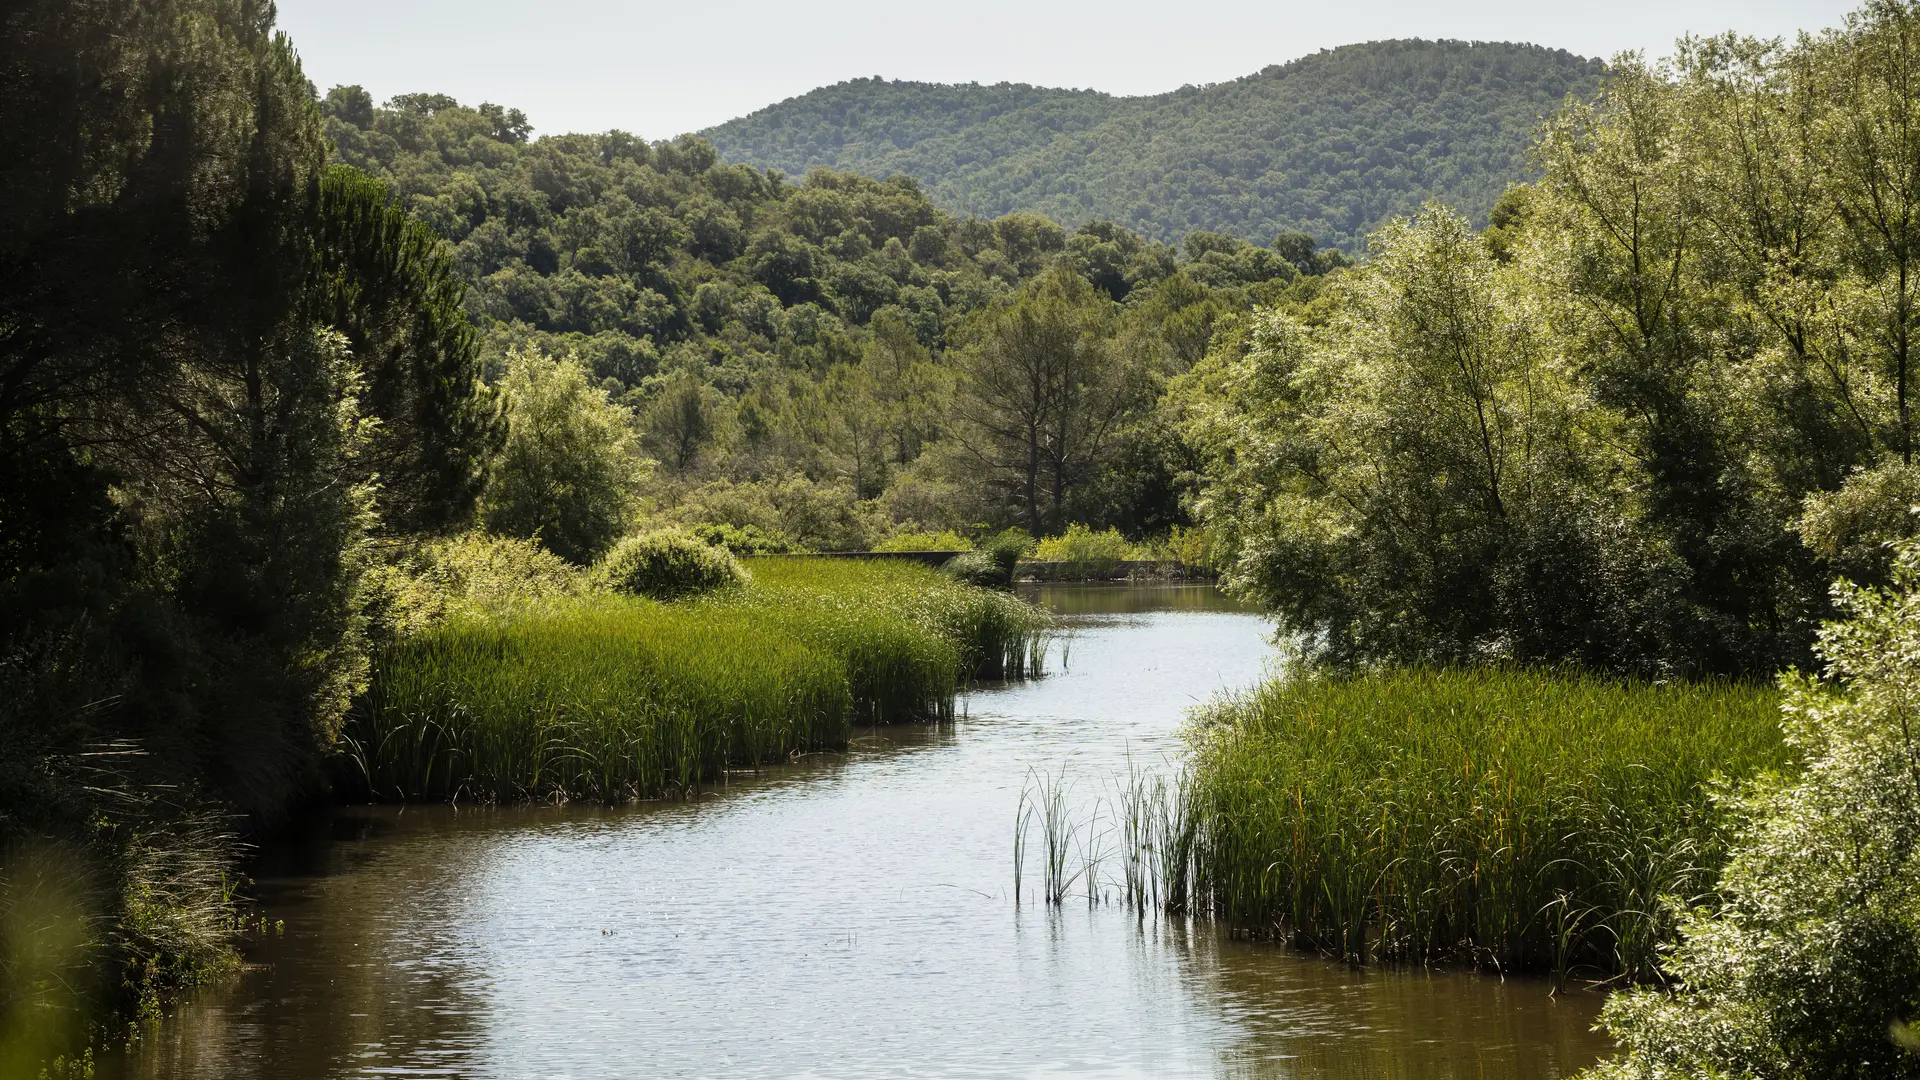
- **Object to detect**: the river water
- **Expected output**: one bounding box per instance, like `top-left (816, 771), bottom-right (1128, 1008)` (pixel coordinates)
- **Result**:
top-left (109, 584), bottom-right (1612, 1079)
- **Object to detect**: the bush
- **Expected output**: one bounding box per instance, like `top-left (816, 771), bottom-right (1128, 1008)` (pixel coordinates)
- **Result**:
top-left (1136, 524), bottom-right (1214, 570)
top-left (945, 529), bottom-right (1031, 588)
top-left (364, 532), bottom-right (587, 636)
top-left (876, 529), bottom-right (972, 552)
top-left (690, 522), bottom-right (802, 555)
top-left (1034, 524), bottom-right (1133, 577)
top-left (480, 350), bottom-right (652, 564)
top-left (1583, 538), bottom-right (1920, 1078)
top-left (595, 530), bottom-right (747, 599)
top-left (944, 549), bottom-right (1002, 588)
top-left (1188, 666), bottom-right (1790, 979)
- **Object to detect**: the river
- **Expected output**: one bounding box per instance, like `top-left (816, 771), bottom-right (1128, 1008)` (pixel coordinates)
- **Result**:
top-left (107, 584), bottom-right (1612, 1079)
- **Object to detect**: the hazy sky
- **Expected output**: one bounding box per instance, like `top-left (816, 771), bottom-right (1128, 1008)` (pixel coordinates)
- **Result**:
top-left (279, 0), bottom-right (1861, 140)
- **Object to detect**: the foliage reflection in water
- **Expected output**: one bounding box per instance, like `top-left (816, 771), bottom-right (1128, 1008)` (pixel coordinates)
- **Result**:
top-left (106, 584), bottom-right (1609, 1079)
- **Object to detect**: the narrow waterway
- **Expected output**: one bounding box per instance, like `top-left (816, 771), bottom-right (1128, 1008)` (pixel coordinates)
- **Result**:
top-left (109, 584), bottom-right (1612, 1079)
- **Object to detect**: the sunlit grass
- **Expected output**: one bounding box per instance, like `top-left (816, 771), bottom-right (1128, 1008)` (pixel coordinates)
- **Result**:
top-left (1183, 667), bottom-right (1792, 980)
top-left (344, 558), bottom-right (1048, 802)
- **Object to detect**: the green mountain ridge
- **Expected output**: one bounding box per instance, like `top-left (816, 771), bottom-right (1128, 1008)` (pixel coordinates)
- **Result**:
top-left (702, 40), bottom-right (1607, 250)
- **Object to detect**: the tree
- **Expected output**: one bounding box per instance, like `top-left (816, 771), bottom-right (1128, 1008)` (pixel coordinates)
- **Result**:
top-left (482, 351), bottom-right (651, 563)
top-left (1586, 535), bottom-right (1920, 1080)
top-left (953, 269), bottom-right (1134, 533)
top-left (1183, 206), bottom-right (1616, 666)
top-left (645, 370), bottom-right (718, 472)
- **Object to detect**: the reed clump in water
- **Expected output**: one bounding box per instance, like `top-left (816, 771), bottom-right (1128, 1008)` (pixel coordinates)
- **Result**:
top-left (1184, 667), bottom-right (1791, 981)
top-left (742, 557), bottom-right (1049, 681)
top-left (346, 558), bottom-right (1048, 802)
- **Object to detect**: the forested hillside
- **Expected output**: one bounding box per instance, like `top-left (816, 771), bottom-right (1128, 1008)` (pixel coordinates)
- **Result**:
top-left (320, 88), bottom-right (1345, 551)
top-left (703, 40), bottom-right (1606, 251)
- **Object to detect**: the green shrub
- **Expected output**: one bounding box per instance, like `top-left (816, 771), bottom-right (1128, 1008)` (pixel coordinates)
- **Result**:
top-left (1135, 524), bottom-right (1214, 570)
top-left (876, 530), bottom-right (972, 552)
top-left (1584, 539), bottom-right (1920, 1078)
top-left (480, 350), bottom-right (651, 564)
top-left (1034, 524), bottom-right (1133, 577)
top-left (595, 530), bottom-right (747, 599)
top-left (944, 549), bottom-right (1003, 588)
top-left (1188, 666), bottom-right (1790, 979)
top-left (943, 530), bottom-right (1031, 588)
top-left (343, 558), bottom-right (1049, 801)
top-left (981, 528), bottom-right (1034, 570)
top-left (364, 532), bottom-right (587, 636)
top-left (690, 522), bottom-right (802, 555)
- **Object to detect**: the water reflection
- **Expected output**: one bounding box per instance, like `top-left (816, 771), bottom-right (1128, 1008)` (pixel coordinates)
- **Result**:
top-left (108, 586), bottom-right (1610, 1079)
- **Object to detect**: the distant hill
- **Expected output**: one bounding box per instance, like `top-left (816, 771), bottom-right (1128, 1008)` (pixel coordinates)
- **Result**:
top-left (702, 40), bottom-right (1606, 251)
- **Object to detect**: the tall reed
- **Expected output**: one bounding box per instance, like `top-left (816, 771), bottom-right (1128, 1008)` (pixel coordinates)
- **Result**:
top-left (345, 558), bottom-right (1049, 802)
top-left (1184, 667), bottom-right (1791, 980)
top-left (347, 597), bottom-right (851, 801)
top-left (744, 558), bottom-right (1049, 680)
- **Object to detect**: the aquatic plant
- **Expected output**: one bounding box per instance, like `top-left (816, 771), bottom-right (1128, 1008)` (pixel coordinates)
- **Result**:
top-left (743, 557), bottom-right (1049, 681)
top-left (347, 596), bottom-right (852, 801)
top-left (1183, 667), bottom-right (1791, 979)
top-left (346, 558), bottom-right (1048, 801)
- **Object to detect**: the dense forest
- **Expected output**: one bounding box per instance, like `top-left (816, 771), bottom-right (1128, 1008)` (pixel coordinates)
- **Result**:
top-left (703, 40), bottom-right (1607, 251)
top-left (321, 88), bottom-right (1346, 551)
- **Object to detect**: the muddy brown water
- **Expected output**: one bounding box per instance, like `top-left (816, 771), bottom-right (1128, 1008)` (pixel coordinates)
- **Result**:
top-left (107, 584), bottom-right (1613, 1079)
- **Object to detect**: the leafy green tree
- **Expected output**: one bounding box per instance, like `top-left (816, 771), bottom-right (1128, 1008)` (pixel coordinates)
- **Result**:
top-left (645, 370), bottom-right (720, 472)
top-left (1586, 535), bottom-right (1920, 1080)
top-left (954, 269), bottom-right (1136, 532)
top-left (1185, 206), bottom-right (1621, 666)
top-left (482, 351), bottom-right (650, 563)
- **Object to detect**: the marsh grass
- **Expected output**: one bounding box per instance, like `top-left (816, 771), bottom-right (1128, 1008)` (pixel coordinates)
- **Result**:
top-left (1015, 760), bottom-right (1198, 913)
top-left (346, 558), bottom-right (1048, 802)
top-left (1184, 667), bottom-right (1791, 980)
top-left (744, 557), bottom-right (1048, 681)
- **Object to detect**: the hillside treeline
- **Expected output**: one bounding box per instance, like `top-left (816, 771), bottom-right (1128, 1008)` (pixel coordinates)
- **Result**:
top-left (703, 40), bottom-right (1607, 251)
top-left (1185, 10), bottom-right (1920, 677)
top-left (320, 87), bottom-right (1345, 553)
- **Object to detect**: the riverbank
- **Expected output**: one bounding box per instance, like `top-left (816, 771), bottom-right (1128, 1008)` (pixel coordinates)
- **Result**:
top-left (1185, 667), bottom-right (1792, 981)
top-left (99, 584), bottom-right (1612, 1080)
top-left (5, 552), bottom-right (1046, 1071)
top-left (345, 555), bottom-right (1047, 802)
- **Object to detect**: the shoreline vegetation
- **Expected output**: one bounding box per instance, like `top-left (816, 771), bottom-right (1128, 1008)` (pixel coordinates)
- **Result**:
top-left (1184, 669), bottom-right (1789, 982)
top-left (347, 552), bottom-right (1047, 803)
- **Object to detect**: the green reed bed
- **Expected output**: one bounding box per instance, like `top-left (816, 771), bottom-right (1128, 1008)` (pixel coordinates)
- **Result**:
top-left (743, 557), bottom-right (1050, 681)
top-left (344, 558), bottom-right (1048, 802)
top-left (345, 597), bottom-right (853, 801)
top-left (1186, 667), bottom-right (1791, 981)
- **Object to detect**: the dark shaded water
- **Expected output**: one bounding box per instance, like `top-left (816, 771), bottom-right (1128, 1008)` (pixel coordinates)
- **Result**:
top-left (109, 584), bottom-right (1611, 1078)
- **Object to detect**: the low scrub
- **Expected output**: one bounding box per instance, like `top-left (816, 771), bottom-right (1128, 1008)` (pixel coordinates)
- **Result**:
top-left (343, 558), bottom-right (1047, 801)
top-left (1187, 667), bottom-right (1791, 980)
top-left (1033, 524), bottom-right (1134, 576)
top-left (875, 530), bottom-right (971, 552)
top-left (946, 529), bottom-right (1032, 589)
top-left (1585, 540), bottom-right (1920, 1078)
top-left (596, 529), bottom-right (748, 600)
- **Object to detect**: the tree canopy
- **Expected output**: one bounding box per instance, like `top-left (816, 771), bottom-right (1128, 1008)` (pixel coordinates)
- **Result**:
top-left (703, 40), bottom-right (1606, 252)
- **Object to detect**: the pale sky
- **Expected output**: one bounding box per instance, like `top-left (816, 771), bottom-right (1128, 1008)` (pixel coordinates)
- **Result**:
top-left (279, 0), bottom-right (1862, 140)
